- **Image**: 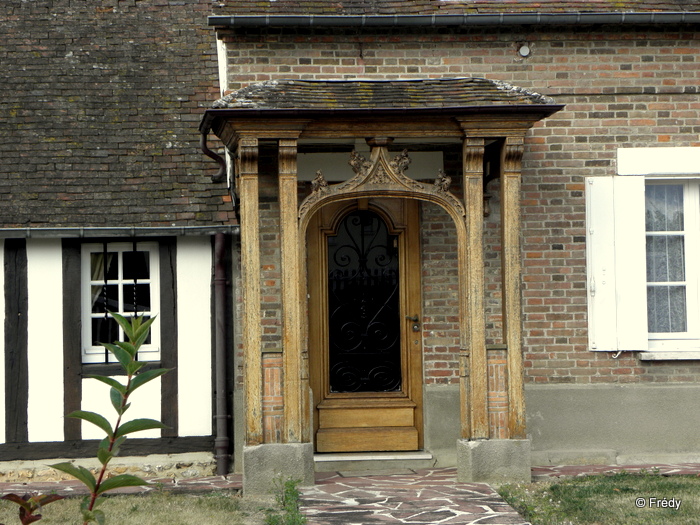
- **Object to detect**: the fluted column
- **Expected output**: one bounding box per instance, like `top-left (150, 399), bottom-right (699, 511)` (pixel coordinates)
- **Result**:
top-left (238, 136), bottom-right (263, 446)
top-left (278, 138), bottom-right (304, 443)
top-left (500, 135), bottom-right (526, 439)
top-left (462, 137), bottom-right (488, 440)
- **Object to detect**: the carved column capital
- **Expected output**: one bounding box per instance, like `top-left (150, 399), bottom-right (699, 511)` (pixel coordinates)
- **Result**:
top-left (502, 135), bottom-right (525, 177)
top-left (462, 137), bottom-right (485, 177)
top-left (236, 136), bottom-right (259, 180)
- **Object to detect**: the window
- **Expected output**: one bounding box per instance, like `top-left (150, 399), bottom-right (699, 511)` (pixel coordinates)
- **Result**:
top-left (645, 182), bottom-right (700, 347)
top-left (586, 147), bottom-right (700, 358)
top-left (81, 242), bottom-right (160, 364)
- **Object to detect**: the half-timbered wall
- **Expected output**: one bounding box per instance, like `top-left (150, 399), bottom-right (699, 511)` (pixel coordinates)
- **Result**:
top-left (1, 236), bottom-right (215, 450)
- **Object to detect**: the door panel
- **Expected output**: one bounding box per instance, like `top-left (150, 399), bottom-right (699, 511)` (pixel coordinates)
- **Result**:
top-left (308, 198), bottom-right (423, 453)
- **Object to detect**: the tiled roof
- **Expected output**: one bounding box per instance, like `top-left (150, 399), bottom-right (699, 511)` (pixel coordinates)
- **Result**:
top-left (0, 1), bottom-right (235, 230)
top-left (212, 78), bottom-right (556, 110)
top-left (212, 0), bottom-right (698, 16)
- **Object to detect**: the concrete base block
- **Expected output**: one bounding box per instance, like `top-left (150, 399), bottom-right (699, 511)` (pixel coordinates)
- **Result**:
top-left (243, 443), bottom-right (315, 495)
top-left (457, 439), bottom-right (531, 483)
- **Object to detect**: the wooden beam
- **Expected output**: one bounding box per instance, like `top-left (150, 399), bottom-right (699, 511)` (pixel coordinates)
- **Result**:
top-left (238, 137), bottom-right (263, 446)
top-left (500, 135), bottom-right (527, 439)
top-left (5, 239), bottom-right (28, 444)
top-left (61, 240), bottom-right (82, 441)
top-left (462, 138), bottom-right (488, 439)
top-left (278, 138), bottom-right (303, 443)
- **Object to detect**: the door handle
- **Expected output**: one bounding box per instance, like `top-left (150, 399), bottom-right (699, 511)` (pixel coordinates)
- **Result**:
top-left (405, 315), bottom-right (420, 332)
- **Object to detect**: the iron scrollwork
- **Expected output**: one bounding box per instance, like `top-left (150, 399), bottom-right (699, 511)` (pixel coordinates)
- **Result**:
top-left (327, 209), bottom-right (402, 393)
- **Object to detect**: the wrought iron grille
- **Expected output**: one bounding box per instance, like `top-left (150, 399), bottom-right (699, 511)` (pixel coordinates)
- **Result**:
top-left (327, 210), bottom-right (402, 392)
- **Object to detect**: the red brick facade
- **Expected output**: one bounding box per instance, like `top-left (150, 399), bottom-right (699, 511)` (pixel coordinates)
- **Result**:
top-left (220, 25), bottom-right (700, 392)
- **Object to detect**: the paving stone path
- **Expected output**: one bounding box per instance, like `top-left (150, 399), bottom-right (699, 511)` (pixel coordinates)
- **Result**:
top-left (3, 463), bottom-right (700, 524)
top-left (301, 468), bottom-right (529, 525)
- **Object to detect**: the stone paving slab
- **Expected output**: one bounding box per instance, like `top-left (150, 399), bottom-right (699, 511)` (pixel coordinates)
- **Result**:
top-left (4, 463), bottom-right (700, 524)
top-left (301, 468), bottom-right (530, 525)
top-left (532, 462), bottom-right (700, 481)
top-left (0, 474), bottom-right (242, 497)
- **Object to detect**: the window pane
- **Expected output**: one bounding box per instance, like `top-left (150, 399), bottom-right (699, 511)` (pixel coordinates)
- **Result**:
top-left (92, 316), bottom-right (119, 345)
top-left (123, 284), bottom-right (151, 313)
top-left (90, 252), bottom-right (118, 281)
top-left (647, 285), bottom-right (687, 333)
top-left (646, 235), bottom-right (685, 282)
top-left (123, 251), bottom-right (150, 280)
top-left (90, 284), bottom-right (119, 313)
top-left (645, 184), bottom-right (684, 232)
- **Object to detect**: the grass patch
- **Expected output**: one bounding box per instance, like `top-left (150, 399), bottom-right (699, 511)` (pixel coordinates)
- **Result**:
top-left (498, 470), bottom-right (700, 525)
top-left (0, 490), bottom-right (276, 525)
top-left (264, 478), bottom-right (307, 525)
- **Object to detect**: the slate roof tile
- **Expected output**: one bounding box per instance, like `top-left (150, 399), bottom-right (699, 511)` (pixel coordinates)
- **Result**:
top-left (0, 1), bottom-right (235, 230)
top-left (213, 78), bottom-right (556, 110)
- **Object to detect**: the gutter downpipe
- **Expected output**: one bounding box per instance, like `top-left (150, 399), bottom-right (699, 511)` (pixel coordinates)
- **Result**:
top-left (0, 225), bottom-right (240, 239)
top-left (214, 232), bottom-right (230, 475)
top-left (200, 129), bottom-right (226, 183)
top-left (208, 12), bottom-right (700, 28)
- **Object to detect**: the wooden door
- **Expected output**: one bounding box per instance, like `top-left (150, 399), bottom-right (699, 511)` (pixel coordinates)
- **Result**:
top-left (308, 198), bottom-right (423, 453)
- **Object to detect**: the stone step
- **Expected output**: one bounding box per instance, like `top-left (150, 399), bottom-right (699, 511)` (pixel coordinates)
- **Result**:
top-left (313, 451), bottom-right (435, 473)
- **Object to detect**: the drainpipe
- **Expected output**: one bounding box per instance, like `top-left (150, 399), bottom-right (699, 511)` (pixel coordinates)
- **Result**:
top-left (214, 232), bottom-right (230, 475)
top-left (200, 129), bottom-right (226, 183)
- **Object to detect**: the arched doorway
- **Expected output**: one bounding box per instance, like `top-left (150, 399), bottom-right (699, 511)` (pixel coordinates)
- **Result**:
top-left (307, 198), bottom-right (423, 452)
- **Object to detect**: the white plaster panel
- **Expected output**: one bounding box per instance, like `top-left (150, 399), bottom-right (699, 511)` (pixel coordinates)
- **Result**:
top-left (0, 243), bottom-right (4, 444)
top-left (26, 239), bottom-right (64, 442)
top-left (618, 146), bottom-right (700, 176)
top-left (176, 237), bottom-right (213, 436)
top-left (81, 377), bottom-right (161, 440)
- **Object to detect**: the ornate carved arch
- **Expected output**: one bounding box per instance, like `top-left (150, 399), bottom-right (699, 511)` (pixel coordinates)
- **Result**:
top-left (298, 142), bottom-right (466, 234)
top-left (297, 140), bottom-right (475, 439)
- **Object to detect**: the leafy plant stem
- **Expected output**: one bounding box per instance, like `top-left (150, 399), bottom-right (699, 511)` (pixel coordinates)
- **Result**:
top-left (83, 373), bottom-right (133, 523)
top-left (50, 312), bottom-right (170, 525)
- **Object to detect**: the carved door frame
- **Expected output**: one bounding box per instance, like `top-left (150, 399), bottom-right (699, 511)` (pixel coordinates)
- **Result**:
top-left (307, 197), bottom-right (423, 452)
top-left (297, 139), bottom-right (478, 440)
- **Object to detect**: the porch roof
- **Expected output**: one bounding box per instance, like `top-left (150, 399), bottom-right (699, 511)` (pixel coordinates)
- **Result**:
top-left (211, 78), bottom-right (555, 111)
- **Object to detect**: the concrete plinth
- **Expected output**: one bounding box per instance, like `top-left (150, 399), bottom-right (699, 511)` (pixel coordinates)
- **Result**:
top-left (243, 443), bottom-right (315, 494)
top-left (457, 439), bottom-right (531, 483)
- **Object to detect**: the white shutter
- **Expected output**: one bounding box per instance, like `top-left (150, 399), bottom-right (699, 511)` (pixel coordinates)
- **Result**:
top-left (586, 177), bottom-right (617, 351)
top-left (612, 175), bottom-right (648, 351)
top-left (586, 176), bottom-right (648, 351)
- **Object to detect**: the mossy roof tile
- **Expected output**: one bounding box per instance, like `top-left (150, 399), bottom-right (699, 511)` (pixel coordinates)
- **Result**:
top-left (213, 78), bottom-right (555, 110)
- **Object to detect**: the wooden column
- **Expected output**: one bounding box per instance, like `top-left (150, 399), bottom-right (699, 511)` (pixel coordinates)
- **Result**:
top-left (278, 139), bottom-right (303, 443)
top-left (500, 135), bottom-right (527, 439)
top-left (238, 136), bottom-right (263, 446)
top-left (462, 138), bottom-right (488, 439)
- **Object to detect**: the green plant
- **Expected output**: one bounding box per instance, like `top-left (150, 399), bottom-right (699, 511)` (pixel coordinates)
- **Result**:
top-left (0, 493), bottom-right (64, 525)
top-left (264, 478), bottom-right (307, 525)
top-left (499, 471), bottom-right (700, 525)
top-left (51, 312), bottom-right (170, 525)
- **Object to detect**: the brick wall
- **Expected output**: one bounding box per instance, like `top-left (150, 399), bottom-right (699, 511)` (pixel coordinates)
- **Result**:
top-left (0, 0), bottom-right (233, 227)
top-left (421, 202), bottom-right (461, 385)
top-left (222, 24), bottom-right (700, 386)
